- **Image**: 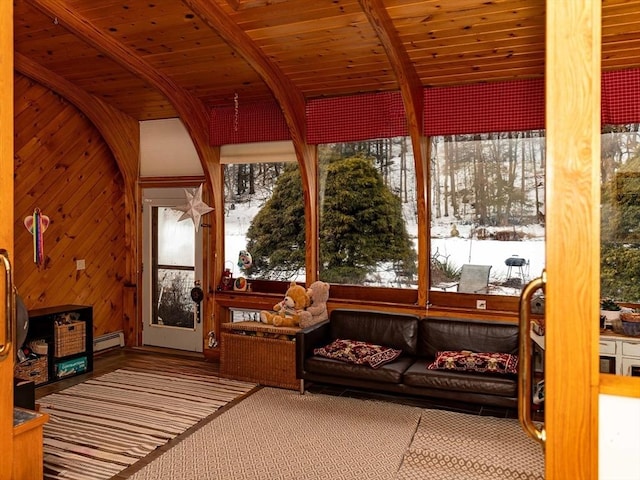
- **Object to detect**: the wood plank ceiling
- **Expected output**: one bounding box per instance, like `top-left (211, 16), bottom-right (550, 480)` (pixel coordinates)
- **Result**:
top-left (12, 0), bottom-right (640, 122)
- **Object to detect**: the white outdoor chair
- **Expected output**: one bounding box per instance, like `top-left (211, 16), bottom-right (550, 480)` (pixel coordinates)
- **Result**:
top-left (457, 264), bottom-right (492, 293)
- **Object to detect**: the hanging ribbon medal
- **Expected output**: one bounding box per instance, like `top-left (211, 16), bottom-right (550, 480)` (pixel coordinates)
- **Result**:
top-left (24, 208), bottom-right (50, 266)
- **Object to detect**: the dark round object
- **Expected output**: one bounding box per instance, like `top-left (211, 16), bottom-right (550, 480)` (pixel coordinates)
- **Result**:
top-left (505, 256), bottom-right (527, 267)
top-left (190, 286), bottom-right (204, 303)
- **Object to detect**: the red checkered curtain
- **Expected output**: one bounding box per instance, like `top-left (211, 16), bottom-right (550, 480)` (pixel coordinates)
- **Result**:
top-left (306, 91), bottom-right (408, 144)
top-left (423, 79), bottom-right (545, 136)
top-left (209, 100), bottom-right (291, 145)
top-left (602, 68), bottom-right (640, 125)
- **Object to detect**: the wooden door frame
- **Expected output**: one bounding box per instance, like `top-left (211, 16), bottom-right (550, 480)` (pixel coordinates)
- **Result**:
top-left (545, 1), bottom-right (599, 478)
top-left (1, 0), bottom-right (14, 477)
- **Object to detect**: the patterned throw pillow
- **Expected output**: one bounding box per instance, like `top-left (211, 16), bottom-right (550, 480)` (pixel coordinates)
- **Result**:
top-left (313, 339), bottom-right (402, 369)
top-left (427, 350), bottom-right (518, 374)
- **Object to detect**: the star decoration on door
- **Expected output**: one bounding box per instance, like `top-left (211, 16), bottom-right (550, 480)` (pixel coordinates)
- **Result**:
top-left (174, 184), bottom-right (213, 231)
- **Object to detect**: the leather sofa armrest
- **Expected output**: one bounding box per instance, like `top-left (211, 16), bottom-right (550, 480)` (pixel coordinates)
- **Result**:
top-left (296, 320), bottom-right (331, 377)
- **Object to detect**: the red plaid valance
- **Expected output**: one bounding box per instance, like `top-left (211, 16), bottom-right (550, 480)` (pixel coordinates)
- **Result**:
top-left (602, 69), bottom-right (640, 125)
top-left (423, 79), bottom-right (546, 136)
top-left (209, 69), bottom-right (640, 145)
top-left (209, 100), bottom-right (290, 146)
top-left (306, 91), bottom-right (408, 144)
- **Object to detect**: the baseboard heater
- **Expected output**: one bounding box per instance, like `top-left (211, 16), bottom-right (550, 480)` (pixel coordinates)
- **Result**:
top-left (93, 331), bottom-right (125, 352)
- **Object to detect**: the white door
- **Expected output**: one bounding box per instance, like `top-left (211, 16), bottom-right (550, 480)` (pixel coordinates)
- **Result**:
top-left (142, 188), bottom-right (204, 352)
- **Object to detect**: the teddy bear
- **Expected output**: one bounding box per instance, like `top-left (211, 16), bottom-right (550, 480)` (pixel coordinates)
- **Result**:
top-left (260, 281), bottom-right (310, 327)
top-left (299, 280), bottom-right (330, 328)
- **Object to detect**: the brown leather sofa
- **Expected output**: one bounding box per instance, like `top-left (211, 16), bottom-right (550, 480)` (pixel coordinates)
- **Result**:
top-left (296, 309), bottom-right (520, 408)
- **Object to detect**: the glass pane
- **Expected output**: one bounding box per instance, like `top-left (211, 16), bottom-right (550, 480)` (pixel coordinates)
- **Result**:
top-left (224, 162), bottom-right (305, 281)
top-left (601, 125), bottom-right (640, 304)
top-left (429, 132), bottom-right (546, 296)
top-left (317, 138), bottom-right (418, 287)
top-left (153, 206), bottom-right (195, 328)
top-left (158, 207), bottom-right (195, 266)
top-left (154, 268), bottom-right (195, 328)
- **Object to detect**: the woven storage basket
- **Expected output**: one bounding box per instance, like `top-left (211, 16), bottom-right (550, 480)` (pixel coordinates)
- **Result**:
top-left (620, 312), bottom-right (640, 323)
top-left (220, 323), bottom-right (300, 390)
top-left (14, 355), bottom-right (48, 385)
top-left (54, 320), bottom-right (86, 357)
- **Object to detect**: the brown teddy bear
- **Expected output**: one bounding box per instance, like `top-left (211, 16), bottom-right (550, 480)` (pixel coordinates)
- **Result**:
top-left (299, 280), bottom-right (330, 328)
top-left (260, 281), bottom-right (310, 327)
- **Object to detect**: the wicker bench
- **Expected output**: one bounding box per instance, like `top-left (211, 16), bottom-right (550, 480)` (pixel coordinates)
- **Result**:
top-left (220, 321), bottom-right (301, 390)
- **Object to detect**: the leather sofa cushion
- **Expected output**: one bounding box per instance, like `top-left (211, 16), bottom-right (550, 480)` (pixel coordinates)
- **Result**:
top-left (330, 309), bottom-right (419, 355)
top-left (403, 361), bottom-right (517, 397)
top-left (418, 317), bottom-right (519, 358)
top-left (305, 355), bottom-right (413, 384)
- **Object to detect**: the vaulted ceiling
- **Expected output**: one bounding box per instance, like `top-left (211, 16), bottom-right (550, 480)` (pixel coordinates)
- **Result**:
top-left (13, 0), bottom-right (640, 122)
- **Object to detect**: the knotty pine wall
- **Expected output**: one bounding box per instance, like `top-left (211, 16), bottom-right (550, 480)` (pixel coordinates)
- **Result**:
top-left (13, 73), bottom-right (126, 339)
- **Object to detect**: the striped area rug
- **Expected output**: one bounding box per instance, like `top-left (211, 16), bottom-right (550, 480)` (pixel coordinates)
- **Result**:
top-left (37, 368), bottom-right (255, 480)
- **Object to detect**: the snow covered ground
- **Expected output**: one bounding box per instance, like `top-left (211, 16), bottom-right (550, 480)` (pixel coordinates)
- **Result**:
top-left (223, 202), bottom-right (545, 295)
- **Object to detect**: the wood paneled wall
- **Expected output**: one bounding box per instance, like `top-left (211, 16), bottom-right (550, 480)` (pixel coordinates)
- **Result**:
top-left (13, 73), bottom-right (126, 339)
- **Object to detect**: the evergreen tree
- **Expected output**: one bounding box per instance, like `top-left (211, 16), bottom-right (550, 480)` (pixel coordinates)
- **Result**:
top-left (600, 152), bottom-right (640, 301)
top-left (245, 155), bottom-right (417, 284)
top-left (320, 155), bottom-right (416, 283)
top-left (245, 163), bottom-right (306, 280)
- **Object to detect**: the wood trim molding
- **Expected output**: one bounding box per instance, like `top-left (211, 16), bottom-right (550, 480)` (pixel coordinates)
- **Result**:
top-left (545, 1), bottom-right (600, 478)
top-left (0, 0), bottom-right (15, 471)
top-left (600, 374), bottom-right (640, 398)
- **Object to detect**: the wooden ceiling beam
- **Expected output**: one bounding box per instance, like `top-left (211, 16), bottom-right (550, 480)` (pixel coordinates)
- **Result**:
top-left (182, 0), bottom-right (306, 142)
top-left (14, 52), bottom-right (139, 284)
top-left (183, 0), bottom-right (319, 280)
top-left (14, 53), bottom-right (138, 187)
top-left (25, 0), bottom-right (210, 154)
top-left (358, 0), bottom-right (428, 307)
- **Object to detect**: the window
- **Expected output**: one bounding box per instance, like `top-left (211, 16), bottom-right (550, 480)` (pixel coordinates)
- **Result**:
top-left (222, 141), bottom-right (305, 282)
top-left (152, 206), bottom-right (195, 327)
top-left (601, 124), bottom-right (640, 303)
top-left (317, 138), bottom-right (418, 287)
top-left (429, 132), bottom-right (546, 296)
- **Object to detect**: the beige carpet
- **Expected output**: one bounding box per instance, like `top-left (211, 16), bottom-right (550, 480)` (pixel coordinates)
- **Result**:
top-left (396, 409), bottom-right (545, 480)
top-left (127, 387), bottom-right (422, 480)
top-left (127, 388), bottom-right (545, 480)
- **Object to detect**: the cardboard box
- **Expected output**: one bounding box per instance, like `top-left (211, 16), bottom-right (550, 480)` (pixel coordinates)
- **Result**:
top-left (55, 356), bottom-right (88, 378)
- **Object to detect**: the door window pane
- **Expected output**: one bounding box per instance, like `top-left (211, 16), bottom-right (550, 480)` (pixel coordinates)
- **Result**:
top-left (153, 207), bottom-right (195, 328)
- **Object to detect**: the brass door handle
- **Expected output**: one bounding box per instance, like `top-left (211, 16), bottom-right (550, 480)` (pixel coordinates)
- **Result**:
top-left (0, 249), bottom-right (13, 360)
top-left (518, 271), bottom-right (547, 448)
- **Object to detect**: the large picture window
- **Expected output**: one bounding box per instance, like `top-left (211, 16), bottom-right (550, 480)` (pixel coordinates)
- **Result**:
top-left (429, 132), bottom-right (546, 296)
top-left (222, 142), bottom-right (305, 282)
top-left (318, 137), bottom-right (418, 288)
